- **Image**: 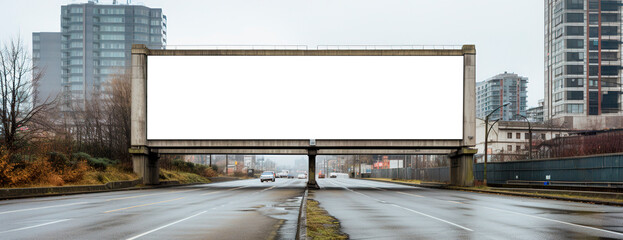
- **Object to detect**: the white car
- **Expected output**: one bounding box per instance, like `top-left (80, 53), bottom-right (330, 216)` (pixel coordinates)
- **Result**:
top-left (260, 171), bottom-right (276, 182)
top-left (297, 173), bottom-right (307, 179)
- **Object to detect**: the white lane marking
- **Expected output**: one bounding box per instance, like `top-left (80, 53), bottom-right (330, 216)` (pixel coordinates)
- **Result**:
top-left (126, 211), bottom-right (208, 240)
top-left (0, 202), bottom-right (88, 215)
top-left (391, 204), bottom-right (474, 231)
top-left (260, 186), bottom-right (276, 192)
top-left (200, 186), bottom-right (247, 196)
top-left (483, 206), bottom-right (623, 237)
top-left (330, 180), bottom-right (473, 232)
top-left (397, 192), bottom-right (424, 198)
top-left (0, 219), bottom-right (71, 234)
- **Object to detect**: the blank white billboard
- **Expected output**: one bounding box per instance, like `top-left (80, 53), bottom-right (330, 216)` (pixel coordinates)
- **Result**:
top-left (147, 55), bottom-right (463, 140)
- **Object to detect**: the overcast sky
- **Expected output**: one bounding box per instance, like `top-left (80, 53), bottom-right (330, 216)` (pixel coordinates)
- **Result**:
top-left (0, 0), bottom-right (544, 107)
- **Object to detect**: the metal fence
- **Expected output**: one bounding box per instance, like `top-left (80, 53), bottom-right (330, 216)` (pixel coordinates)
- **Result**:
top-left (370, 167), bottom-right (450, 183)
top-left (474, 153), bottom-right (623, 184)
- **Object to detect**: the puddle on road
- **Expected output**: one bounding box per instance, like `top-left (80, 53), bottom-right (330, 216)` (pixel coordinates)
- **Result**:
top-left (255, 196), bottom-right (302, 240)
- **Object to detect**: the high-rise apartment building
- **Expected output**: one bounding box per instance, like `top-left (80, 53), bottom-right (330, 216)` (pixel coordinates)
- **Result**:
top-left (476, 72), bottom-right (528, 121)
top-left (545, 0), bottom-right (623, 129)
top-left (34, 1), bottom-right (166, 110)
top-left (32, 32), bottom-right (62, 104)
top-left (527, 99), bottom-right (545, 123)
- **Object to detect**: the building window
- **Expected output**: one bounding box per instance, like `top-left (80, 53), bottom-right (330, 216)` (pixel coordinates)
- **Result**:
top-left (566, 91), bottom-right (584, 100)
top-left (135, 18), bottom-right (149, 24)
top-left (525, 133), bottom-right (530, 139)
top-left (565, 0), bottom-right (583, 10)
top-left (516, 145), bottom-right (521, 152)
top-left (565, 26), bottom-right (584, 36)
top-left (70, 7), bottom-right (83, 14)
top-left (507, 132), bottom-right (513, 139)
top-left (516, 133), bottom-right (521, 139)
top-left (100, 34), bottom-right (125, 41)
top-left (100, 17), bottom-right (124, 23)
top-left (507, 145), bottom-right (513, 152)
top-left (566, 39), bottom-right (583, 49)
top-left (566, 65), bottom-right (583, 75)
top-left (565, 78), bottom-right (583, 87)
top-left (565, 13), bottom-right (583, 22)
top-left (566, 104), bottom-right (583, 113)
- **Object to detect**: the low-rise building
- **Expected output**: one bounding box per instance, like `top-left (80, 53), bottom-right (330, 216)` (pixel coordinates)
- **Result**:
top-left (475, 118), bottom-right (574, 162)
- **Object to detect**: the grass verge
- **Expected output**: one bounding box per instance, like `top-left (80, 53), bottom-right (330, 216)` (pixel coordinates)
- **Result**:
top-left (78, 167), bottom-right (138, 185)
top-left (159, 169), bottom-right (210, 184)
top-left (367, 178), bottom-right (424, 184)
top-left (451, 186), bottom-right (623, 204)
top-left (306, 199), bottom-right (348, 240)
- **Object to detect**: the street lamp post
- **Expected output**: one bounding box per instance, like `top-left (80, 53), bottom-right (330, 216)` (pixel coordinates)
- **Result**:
top-left (483, 102), bottom-right (511, 185)
top-left (515, 114), bottom-right (532, 160)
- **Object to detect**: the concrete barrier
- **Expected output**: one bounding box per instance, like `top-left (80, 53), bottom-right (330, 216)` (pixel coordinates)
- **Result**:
top-left (0, 179), bottom-right (142, 199)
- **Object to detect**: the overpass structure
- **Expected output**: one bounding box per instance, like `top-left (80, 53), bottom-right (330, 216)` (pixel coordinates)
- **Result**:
top-left (129, 44), bottom-right (477, 187)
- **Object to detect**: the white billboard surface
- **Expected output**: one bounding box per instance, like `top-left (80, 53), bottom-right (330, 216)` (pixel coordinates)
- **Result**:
top-left (147, 55), bottom-right (463, 140)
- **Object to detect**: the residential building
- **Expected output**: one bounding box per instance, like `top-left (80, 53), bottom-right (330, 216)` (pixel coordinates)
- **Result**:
top-left (34, 1), bottom-right (167, 111)
top-left (544, 0), bottom-right (623, 130)
top-left (527, 99), bottom-right (545, 122)
top-left (32, 32), bottom-right (62, 104)
top-left (476, 72), bottom-right (528, 121)
top-left (475, 118), bottom-right (574, 162)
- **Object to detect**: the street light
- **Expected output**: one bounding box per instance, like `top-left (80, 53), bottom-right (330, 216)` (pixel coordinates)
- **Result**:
top-left (515, 114), bottom-right (532, 160)
top-left (483, 102), bottom-right (511, 185)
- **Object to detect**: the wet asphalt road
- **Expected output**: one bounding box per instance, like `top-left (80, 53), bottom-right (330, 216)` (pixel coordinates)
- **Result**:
top-left (314, 178), bottom-right (623, 240)
top-left (0, 178), bottom-right (305, 240)
top-left (2, 178), bottom-right (623, 240)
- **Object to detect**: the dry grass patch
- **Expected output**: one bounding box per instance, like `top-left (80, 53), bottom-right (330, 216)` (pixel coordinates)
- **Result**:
top-left (306, 199), bottom-right (348, 240)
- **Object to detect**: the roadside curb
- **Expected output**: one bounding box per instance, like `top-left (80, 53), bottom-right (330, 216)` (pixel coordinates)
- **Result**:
top-left (296, 188), bottom-right (308, 240)
top-left (362, 178), bottom-right (623, 207)
top-left (449, 187), bottom-right (623, 207)
top-left (0, 181), bottom-right (209, 200)
top-left (362, 178), bottom-right (448, 189)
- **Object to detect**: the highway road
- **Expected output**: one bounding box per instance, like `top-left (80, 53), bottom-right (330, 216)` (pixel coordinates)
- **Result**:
top-left (1, 178), bottom-right (622, 239)
top-left (0, 179), bottom-right (305, 240)
top-left (314, 178), bottom-right (623, 239)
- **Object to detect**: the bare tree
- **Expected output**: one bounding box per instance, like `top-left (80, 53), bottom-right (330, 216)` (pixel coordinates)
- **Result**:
top-left (0, 37), bottom-right (53, 152)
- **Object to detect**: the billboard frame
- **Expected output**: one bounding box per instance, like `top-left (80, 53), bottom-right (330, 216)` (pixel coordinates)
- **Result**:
top-left (130, 44), bottom-right (477, 187)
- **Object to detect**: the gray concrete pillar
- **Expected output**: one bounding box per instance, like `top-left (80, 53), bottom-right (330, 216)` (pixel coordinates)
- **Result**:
top-left (131, 151), bottom-right (160, 185)
top-left (450, 148), bottom-right (476, 186)
top-left (307, 149), bottom-right (318, 189)
top-left (130, 44), bottom-right (158, 184)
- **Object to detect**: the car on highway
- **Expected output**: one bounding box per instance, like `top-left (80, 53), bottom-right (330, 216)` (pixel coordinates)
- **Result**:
top-left (318, 171), bottom-right (325, 178)
top-left (260, 171), bottom-right (276, 182)
top-left (329, 172), bottom-right (338, 178)
top-left (297, 173), bottom-right (307, 179)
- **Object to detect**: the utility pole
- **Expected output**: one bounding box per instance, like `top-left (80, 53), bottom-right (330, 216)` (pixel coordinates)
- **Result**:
top-left (209, 154), bottom-right (212, 167)
top-left (225, 155), bottom-right (229, 175)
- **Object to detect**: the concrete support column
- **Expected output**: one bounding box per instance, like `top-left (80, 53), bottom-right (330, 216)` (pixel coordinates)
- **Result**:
top-left (307, 149), bottom-right (318, 189)
top-left (130, 44), bottom-right (159, 184)
top-left (131, 151), bottom-right (160, 185)
top-left (450, 148), bottom-right (476, 186)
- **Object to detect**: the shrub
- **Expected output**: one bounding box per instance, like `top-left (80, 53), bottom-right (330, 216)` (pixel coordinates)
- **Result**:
top-left (72, 152), bottom-right (117, 170)
top-left (47, 152), bottom-right (71, 173)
